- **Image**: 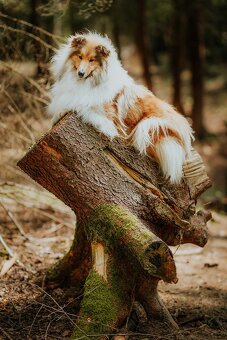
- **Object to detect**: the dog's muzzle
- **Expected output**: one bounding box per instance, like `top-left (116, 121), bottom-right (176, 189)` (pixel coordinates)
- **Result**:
top-left (78, 71), bottom-right (85, 78)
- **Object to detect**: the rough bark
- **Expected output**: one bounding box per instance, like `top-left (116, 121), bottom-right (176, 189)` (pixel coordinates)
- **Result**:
top-left (84, 205), bottom-right (177, 283)
top-left (17, 112), bottom-right (211, 338)
top-left (46, 204), bottom-right (180, 339)
top-left (71, 206), bottom-right (178, 339)
top-left (136, 275), bottom-right (177, 327)
top-left (18, 112), bottom-right (211, 247)
top-left (47, 222), bottom-right (91, 287)
top-left (72, 241), bottom-right (132, 339)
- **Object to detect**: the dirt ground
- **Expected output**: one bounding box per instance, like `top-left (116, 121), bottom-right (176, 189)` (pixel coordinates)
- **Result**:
top-left (0, 59), bottom-right (226, 339)
top-left (0, 191), bottom-right (226, 340)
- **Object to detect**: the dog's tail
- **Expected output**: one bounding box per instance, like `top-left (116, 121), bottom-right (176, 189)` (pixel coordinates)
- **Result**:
top-left (131, 103), bottom-right (194, 184)
top-left (155, 137), bottom-right (186, 183)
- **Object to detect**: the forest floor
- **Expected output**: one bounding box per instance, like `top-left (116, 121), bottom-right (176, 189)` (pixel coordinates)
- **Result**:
top-left (0, 193), bottom-right (226, 340)
top-left (0, 59), bottom-right (226, 339)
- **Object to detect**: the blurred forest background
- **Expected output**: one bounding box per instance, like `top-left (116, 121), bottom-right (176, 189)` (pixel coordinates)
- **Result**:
top-left (1, 0), bottom-right (227, 206)
top-left (0, 1), bottom-right (226, 339)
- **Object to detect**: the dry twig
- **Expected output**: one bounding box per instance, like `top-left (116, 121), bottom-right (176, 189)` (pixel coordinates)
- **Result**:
top-left (3, 88), bottom-right (35, 142)
top-left (0, 61), bottom-right (50, 98)
top-left (0, 200), bottom-right (27, 237)
top-left (0, 24), bottom-right (57, 52)
top-left (0, 11), bottom-right (63, 44)
top-left (0, 122), bottom-right (31, 143)
top-left (0, 327), bottom-right (13, 340)
top-left (0, 234), bottom-right (15, 258)
top-left (0, 255), bottom-right (17, 277)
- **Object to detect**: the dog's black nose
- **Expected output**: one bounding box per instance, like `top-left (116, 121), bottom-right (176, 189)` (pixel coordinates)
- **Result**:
top-left (78, 71), bottom-right (85, 78)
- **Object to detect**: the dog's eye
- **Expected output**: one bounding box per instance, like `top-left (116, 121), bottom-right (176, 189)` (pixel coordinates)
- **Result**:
top-left (79, 55), bottom-right (82, 60)
top-left (89, 58), bottom-right (94, 62)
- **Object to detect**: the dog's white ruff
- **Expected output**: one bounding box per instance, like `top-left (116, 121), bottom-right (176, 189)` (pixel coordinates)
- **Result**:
top-left (48, 32), bottom-right (193, 184)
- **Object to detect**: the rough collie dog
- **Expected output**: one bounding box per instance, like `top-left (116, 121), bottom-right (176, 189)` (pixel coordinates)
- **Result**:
top-left (48, 32), bottom-right (193, 184)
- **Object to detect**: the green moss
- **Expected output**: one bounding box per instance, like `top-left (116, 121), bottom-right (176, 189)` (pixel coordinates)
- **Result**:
top-left (84, 204), bottom-right (140, 248)
top-left (71, 269), bottom-right (126, 339)
top-left (84, 204), bottom-right (159, 277)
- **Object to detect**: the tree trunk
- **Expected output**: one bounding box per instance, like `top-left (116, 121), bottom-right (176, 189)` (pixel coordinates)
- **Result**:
top-left (71, 206), bottom-right (179, 339)
top-left (135, 0), bottom-right (152, 90)
top-left (17, 112), bottom-right (211, 338)
top-left (171, 0), bottom-right (185, 114)
top-left (30, 0), bottom-right (39, 27)
top-left (187, 1), bottom-right (206, 139)
top-left (112, 0), bottom-right (121, 57)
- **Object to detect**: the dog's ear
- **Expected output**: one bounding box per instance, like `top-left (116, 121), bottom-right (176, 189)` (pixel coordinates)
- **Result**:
top-left (71, 36), bottom-right (86, 49)
top-left (95, 45), bottom-right (110, 58)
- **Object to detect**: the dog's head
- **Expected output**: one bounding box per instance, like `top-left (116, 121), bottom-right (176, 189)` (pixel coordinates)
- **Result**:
top-left (69, 34), bottom-right (111, 80)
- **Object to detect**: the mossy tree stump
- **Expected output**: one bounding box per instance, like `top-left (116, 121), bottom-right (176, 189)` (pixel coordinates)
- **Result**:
top-left (18, 112), bottom-right (211, 339)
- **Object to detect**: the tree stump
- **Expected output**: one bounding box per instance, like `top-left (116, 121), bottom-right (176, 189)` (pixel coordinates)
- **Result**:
top-left (18, 112), bottom-right (211, 339)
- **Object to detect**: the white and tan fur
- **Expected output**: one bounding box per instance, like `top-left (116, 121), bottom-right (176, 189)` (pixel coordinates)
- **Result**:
top-left (48, 32), bottom-right (194, 184)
